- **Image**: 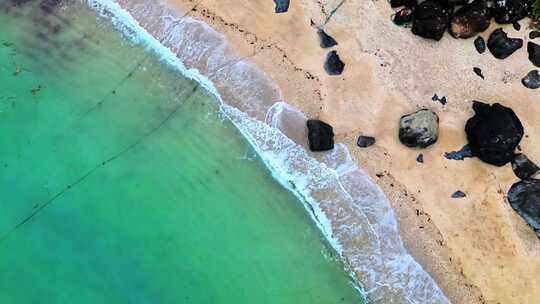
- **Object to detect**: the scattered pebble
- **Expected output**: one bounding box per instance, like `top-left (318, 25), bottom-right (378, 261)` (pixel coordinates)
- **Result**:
top-left (416, 153), bottom-right (424, 163)
top-left (357, 135), bottom-right (376, 148)
top-left (445, 145), bottom-right (474, 161)
top-left (522, 70), bottom-right (540, 89)
top-left (393, 7), bottom-right (414, 26)
top-left (432, 94), bottom-right (447, 105)
top-left (317, 29), bottom-right (338, 49)
top-left (474, 36), bottom-right (486, 54)
top-left (473, 67), bottom-right (484, 79)
top-left (451, 191), bottom-right (466, 198)
top-left (324, 50), bottom-right (345, 75)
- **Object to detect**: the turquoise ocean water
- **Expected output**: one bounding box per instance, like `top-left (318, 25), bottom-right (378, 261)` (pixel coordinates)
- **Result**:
top-left (0, 1), bottom-right (364, 303)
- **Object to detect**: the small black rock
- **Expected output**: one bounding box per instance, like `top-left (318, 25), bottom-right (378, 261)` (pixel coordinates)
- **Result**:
top-left (512, 154), bottom-right (539, 180)
top-left (445, 145), bottom-right (474, 160)
top-left (474, 36), bottom-right (486, 54)
top-left (507, 179), bottom-right (540, 239)
top-left (390, 0), bottom-right (418, 8)
top-left (317, 29), bottom-right (338, 48)
top-left (273, 0), bottom-right (290, 13)
top-left (487, 28), bottom-right (523, 59)
top-left (530, 31), bottom-right (540, 40)
top-left (451, 191), bottom-right (467, 198)
top-left (465, 101), bottom-right (524, 166)
top-left (324, 50), bottom-right (345, 75)
top-left (307, 119), bottom-right (334, 152)
top-left (357, 135), bottom-right (376, 148)
top-left (393, 7), bottom-right (414, 25)
top-left (411, 0), bottom-right (451, 41)
top-left (432, 94), bottom-right (447, 105)
top-left (473, 67), bottom-right (484, 79)
top-left (491, 0), bottom-right (529, 24)
top-left (416, 153), bottom-right (424, 163)
top-left (527, 41), bottom-right (540, 67)
top-left (513, 21), bottom-right (521, 31)
top-left (522, 70), bottom-right (540, 89)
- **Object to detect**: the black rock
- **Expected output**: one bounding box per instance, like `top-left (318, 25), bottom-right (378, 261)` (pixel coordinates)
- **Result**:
top-left (451, 190), bottom-right (467, 198)
top-left (487, 28), bottom-right (523, 59)
top-left (522, 70), bottom-right (540, 89)
top-left (412, 0), bottom-right (451, 41)
top-left (393, 7), bottom-right (414, 25)
top-left (527, 41), bottom-right (540, 67)
top-left (432, 93), bottom-right (447, 105)
top-left (357, 135), bottom-right (376, 148)
top-left (512, 154), bottom-right (539, 180)
top-left (416, 153), bottom-right (424, 163)
top-left (530, 31), bottom-right (540, 40)
top-left (317, 29), bottom-right (338, 48)
top-left (449, 0), bottom-right (491, 39)
top-left (273, 0), bottom-right (290, 13)
top-left (390, 0), bottom-right (418, 8)
top-left (474, 36), bottom-right (486, 54)
top-left (491, 0), bottom-right (529, 24)
top-left (324, 50), bottom-right (345, 75)
top-left (307, 120), bottom-right (334, 152)
top-left (473, 67), bottom-right (484, 79)
top-left (507, 179), bottom-right (540, 238)
top-left (513, 21), bottom-right (521, 31)
top-left (436, 0), bottom-right (469, 8)
top-left (399, 109), bottom-right (439, 148)
top-left (445, 145), bottom-right (474, 160)
top-left (465, 101), bottom-right (524, 166)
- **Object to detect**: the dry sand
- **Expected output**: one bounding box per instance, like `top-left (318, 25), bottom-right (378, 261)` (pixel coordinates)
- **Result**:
top-left (164, 0), bottom-right (540, 303)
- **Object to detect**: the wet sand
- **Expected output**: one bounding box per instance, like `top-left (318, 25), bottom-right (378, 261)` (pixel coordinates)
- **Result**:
top-left (161, 0), bottom-right (540, 303)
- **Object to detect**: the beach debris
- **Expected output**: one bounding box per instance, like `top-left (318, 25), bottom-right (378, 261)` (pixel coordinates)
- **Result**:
top-left (317, 29), bottom-right (338, 48)
top-left (474, 36), bottom-right (486, 54)
top-left (357, 135), bottom-right (376, 148)
top-left (324, 50), bottom-right (345, 75)
top-left (451, 190), bottom-right (467, 198)
top-left (465, 101), bottom-right (524, 166)
top-left (507, 179), bottom-right (540, 239)
top-left (399, 109), bottom-right (439, 148)
top-left (491, 0), bottom-right (529, 24)
top-left (273, 0), bottom-right (290, 13)
top-left (449, 0), bottom-right (491, 39)
top-left (487, 28), bottom-right (523, 59)
top-left (473, 67), bottom-right (484, 79)
top-left (393, 7), bottom-right (414, 25)
top-left (513, 21), bottom-right (521, 31)
top-left (432, 93), bottom-right (447, 105)
top-left (445, 145), bottom-right (474, 160)
top-left (511, 154), bottom-right (539, 180)
top-left (416, 153), bottom-right (424, 163)
top-left (390, 0), bottom-right (418, 8)
top-left (307, 119), bottom-right (334, 152)
top-left (530, 30), bottom-right (540, 40)
top-left (521, 70), bottom-right (540, 89)
top-left (527, 41), bottom-right (540, 67)
top-left (411, 0), bottom-right (451, 41)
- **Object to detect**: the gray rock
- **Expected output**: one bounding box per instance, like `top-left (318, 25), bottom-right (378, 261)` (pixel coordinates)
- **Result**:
top-left (522, 70), bottom-right (540, 89)
top-left (452, 191), bottom-right (466, 198)
top-left (357, 136), bottom-right (376, 148)
top-left (416, 153), bottom-right (424, 163)
top-left (399, 109), bottom-right (439, 148)
top-left (512, 154), bottom-right (539, 180)
top-left (507, 179), bottom-right (540, 239)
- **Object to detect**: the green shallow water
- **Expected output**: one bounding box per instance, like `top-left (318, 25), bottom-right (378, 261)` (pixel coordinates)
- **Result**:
top-left (0, 2), bottom-right (363, 303)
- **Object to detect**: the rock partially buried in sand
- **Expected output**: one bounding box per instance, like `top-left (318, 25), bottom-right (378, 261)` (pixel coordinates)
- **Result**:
top-left (393, 7), bottom-right (414, 25)
top-left (449, 0), bottom-right (491, 39)
top-left (451, 190), bottom-right (467, 198)
top-left (487, 28), bottom-right (523, 59)
top-left (474, 36), bottom-right (486, 54)
top-left (324, 50), bottom-right (345, 75)
top-left (522, 70), bottom-right (540, 89)
top-left (507, 179), bottom-right (540, 238)
top-left (307, 119), bottom-right (334, 152)
top-left (357, 136), bottom-right (376, 148)
top-left (527, 41), bottom-right (540, 67)
top-left (465, 101), bottom-right (524, 166)
top-left (317, 29), bottom-right (338, 48)
top-left (411, 0), bottom-right (451, 41)
top-left (399, 109), bottom-right (439, 148)
top-left (512, 154), bottom-right (539, 180)
top-left (491, 0), bottom-right (529, 24)
top-left (273, 0), bottom-right (290, 13)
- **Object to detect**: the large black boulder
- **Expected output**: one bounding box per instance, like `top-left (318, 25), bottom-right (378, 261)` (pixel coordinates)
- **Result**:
top-left (412, 0), bottom-right (451, 41)
top-left (465, 101), bottom-right (524, 166)
top-left (449, 0), bottom-right (491, 39)
top-left (527, 41), bottom-right (540, 67)
top-left (474, 36), bottom-right (486, 53)
top-left (491, 0), bottom-right (529, 24)
top-left (507, 179), bottom-right (540, 239)
top-left (512, 154), bottom-right (539, 180)
top-left (307, 120), bottom-right (334, 152)
top-left (324, 51), bottom-right (345, 75)
top-left (487, 28), bottom-right (523, 59)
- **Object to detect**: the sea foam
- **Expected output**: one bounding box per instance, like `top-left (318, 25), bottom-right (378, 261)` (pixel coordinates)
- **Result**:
top-left (84, 0), bottom-right (451, 303)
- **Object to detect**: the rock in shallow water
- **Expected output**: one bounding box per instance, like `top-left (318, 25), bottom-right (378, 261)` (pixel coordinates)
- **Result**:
top-left (412, 0), bottom-right (451, 41)
top-left (324, 50), bottom-right (345, 75)
top-left (474, 36), bottom-right (486, 54)
top-left (399, 109), bottom-right (439, 148)
top-left (512, 154), bottom-right (539, 180)
top-left (491, 0), bottom-right (529, 24)
top-left (449, 0), bottom-right (491, 39)
top-left (528, 41), bottom-right (540, 67)
top-left (273, 0), bottom-right (290, 13)
top-left (487, 28), bottom-right (523, 59)
top-left (307, 119), bottom-right (334, 152)
top-left (507, 179), bottom-right (540, 239)
top-left (317, 29), bottom-right (338, 48)
top-left (357, 135), bottom-right (376, 148)
top-left (522, 70), bottom-right (540, 89)
top-left (465, 101), bottom-right (524, 166)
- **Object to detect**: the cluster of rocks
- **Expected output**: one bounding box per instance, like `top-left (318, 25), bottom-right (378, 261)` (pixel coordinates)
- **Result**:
top-left (390, 0), bottom-right (540, 89)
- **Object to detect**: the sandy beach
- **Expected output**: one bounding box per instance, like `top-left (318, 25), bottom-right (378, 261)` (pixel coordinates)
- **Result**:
top-left (114, 0), bottom-right (540, 303)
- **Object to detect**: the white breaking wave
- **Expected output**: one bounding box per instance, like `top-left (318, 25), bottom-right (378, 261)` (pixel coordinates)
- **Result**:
top-left (84, 0), bottom-right (451, 303)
